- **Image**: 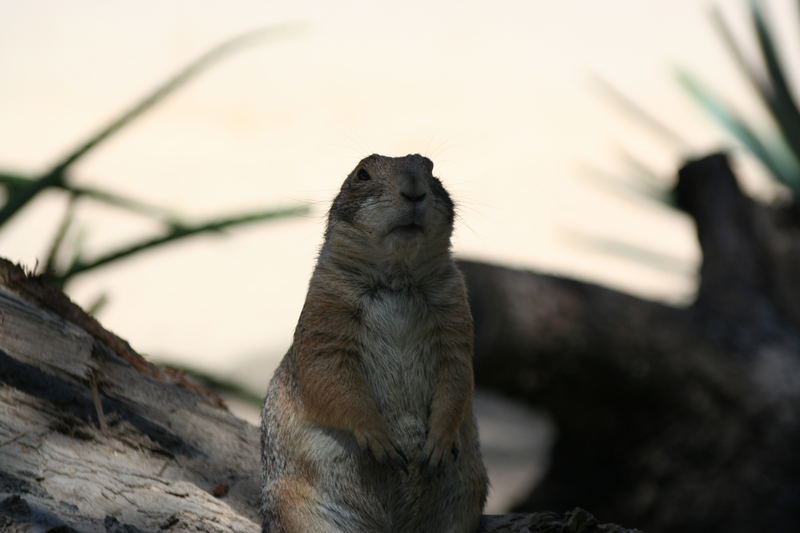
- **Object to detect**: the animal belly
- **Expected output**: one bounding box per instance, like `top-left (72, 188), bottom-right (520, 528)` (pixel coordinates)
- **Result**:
top-left (365, 352), bottom-right (432, 452)
top-left (384, 410), bottom-right (427, 451)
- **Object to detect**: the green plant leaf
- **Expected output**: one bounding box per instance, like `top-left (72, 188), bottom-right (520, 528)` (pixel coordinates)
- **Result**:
top-left (42, 194), bottom-right (79, 276)
top-left (710, 3), bottom-right (800, 191)
top-left (580, 161), bottom-right (675, 210)
top-left (159, 362), bottom-right (264, 407)
top-left (86, 292), bottom-right (109, 316)
top-left (675, 68), bottom-right (800, 192)
top-left (52, 204), bottom-right (310, 283)
top-left (564, 230), bottom-right (693, 277)
top-left (0, 170), bottom-right (181, 222)
top-left (590, 75), bottom-right (691, 152)
top-left (47, 25), bottom-right (302, 177)
top-left (0, 172), bottom-right (31, 187)
top-left (749, 0), bottom-right (800, 163)
top-left (0, 23), bottom-right (303, 228)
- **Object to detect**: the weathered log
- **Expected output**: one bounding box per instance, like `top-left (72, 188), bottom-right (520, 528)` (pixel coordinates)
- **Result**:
top-left (0, 279), bottom-right (261, 532)
top-left (459, 153), bottom-right (800, 533)
top-left (0, 259), bottom-right (638, 532)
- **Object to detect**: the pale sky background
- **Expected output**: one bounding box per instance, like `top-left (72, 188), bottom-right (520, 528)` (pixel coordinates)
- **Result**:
top-left (0, 0), bottom-right (794, 388)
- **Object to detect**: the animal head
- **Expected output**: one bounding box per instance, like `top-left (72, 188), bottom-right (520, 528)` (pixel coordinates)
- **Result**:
top-left (327, 154), bottom-right (455, 261)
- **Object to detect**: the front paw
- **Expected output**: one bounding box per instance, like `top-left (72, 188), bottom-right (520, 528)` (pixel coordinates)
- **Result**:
top-left (354, 427), bottom-right (408, 472)
top-left (420, 432), bottom-right (459, 473)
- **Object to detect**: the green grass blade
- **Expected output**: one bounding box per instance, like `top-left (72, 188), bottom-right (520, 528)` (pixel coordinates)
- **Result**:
top-left (749, 0), bottom-right (800, 177)
top-left (710, 6), bottom-right (775, 104)
top-left (710, 5), bottom-right (800, 181)
top-left (0, 172), bottom-right (32, 187)
top-left (159, 362), bottom-right (264, 407)
top-left (85, 292), bottom-right (109, 316)
top-left (580, 161), bottom-right (675, 209)
top-left (617, 149), bottom-right (678, 209)
top-left (0, 169), bottom-right (181, 222)
top-left (42, 194), bottom-right (79, 276)
top-left (53, 204), bottom-right (309, 283)
top-left (564, 230), bottom-right (693, 277)
top-left (590, 75), bottom-right (692, 152)
top-left (0, 23), bottom-right (303, 229)
top-left (69, 185), bottom-right (181, 223)
top-left (617, 148), bottom-right (661, 183)
top-left (0, 171), bottom-right (63, 229)
top-left (710, 6), bottom-right (769, 94)
top-left (676, 68), bottom-right (800, 191)
top-left (48, 24), bottom-right (301, 176)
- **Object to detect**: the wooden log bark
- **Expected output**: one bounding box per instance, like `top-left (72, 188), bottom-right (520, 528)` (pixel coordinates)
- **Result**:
top-left (458, 153), bottom-right (800, 533)
top-left (0, 259), bottom-right (638, 532)
top-left (0, 281), bottom-right (262, 532)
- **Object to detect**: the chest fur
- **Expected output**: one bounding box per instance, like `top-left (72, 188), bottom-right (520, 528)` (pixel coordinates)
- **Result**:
top-left (357, 291), bottom-right (436, 421)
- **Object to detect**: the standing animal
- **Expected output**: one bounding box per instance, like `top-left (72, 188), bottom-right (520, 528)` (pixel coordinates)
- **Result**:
top-left (260, 153), bottom-right (488, 533)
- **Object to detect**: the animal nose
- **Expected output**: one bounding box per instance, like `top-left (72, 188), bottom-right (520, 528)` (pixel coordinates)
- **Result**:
top-left (401, 190), bottom-right (427, 203)
top-left (399, 173), bottom-right (427, 203)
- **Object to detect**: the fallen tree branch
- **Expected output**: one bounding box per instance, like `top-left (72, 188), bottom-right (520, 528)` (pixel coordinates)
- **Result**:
top-left (458, 153), bottom-right (800, 533)
top-left (0, 259), bottom-right (638, 532)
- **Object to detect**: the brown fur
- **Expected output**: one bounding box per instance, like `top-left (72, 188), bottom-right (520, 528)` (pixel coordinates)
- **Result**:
top-left (261, 154), bottom-right (487, 533)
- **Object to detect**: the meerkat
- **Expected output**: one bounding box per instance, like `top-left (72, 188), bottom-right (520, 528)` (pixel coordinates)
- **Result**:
top-left (260, 153), bottom-right (488, 533)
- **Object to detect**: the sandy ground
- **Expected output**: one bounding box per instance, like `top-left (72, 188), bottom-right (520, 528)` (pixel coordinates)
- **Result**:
top-left (225, 388), bottom-right (553, 514)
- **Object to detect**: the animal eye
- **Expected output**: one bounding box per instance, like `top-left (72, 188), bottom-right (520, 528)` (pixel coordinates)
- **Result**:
top-left (357, 168), bottom-right (371, 181)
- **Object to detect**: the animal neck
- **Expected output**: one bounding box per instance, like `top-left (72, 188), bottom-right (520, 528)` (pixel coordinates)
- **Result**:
top-left (317, 230), bottom-right (453, 295)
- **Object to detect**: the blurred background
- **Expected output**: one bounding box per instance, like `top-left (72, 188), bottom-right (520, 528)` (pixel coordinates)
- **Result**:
top-left (2, 0), bottom-right (799, 529)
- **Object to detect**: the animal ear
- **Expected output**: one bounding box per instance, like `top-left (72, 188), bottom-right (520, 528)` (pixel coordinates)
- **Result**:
top-left (357, 168), bottom-right (371, 181)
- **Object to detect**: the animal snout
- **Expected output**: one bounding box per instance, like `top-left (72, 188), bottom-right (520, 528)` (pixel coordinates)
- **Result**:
top-left (399, 174), bottom-right (427, 204)
top-left (401, 190), bottom-right (427, 203)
